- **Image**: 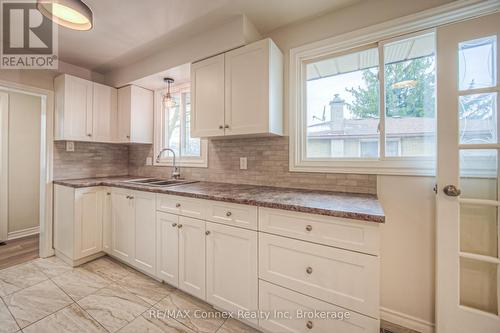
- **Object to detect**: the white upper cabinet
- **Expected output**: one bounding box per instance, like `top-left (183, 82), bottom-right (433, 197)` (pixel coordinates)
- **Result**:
top-left (55, 74), bottom-right (93, 141)
top-left (191, 38), bottom-right (283, 138)
top-left (92, 83), bottom-right (117, 142)
top-left (117, 85), bottom-right (154, 144)
top-left (191, 54), bottom-right (225, 137)
top-left (55, 74), bottom-right (117, 142)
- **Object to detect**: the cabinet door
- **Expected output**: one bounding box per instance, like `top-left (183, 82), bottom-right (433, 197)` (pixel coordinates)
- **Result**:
top-left (93, 83), bottom-right (117, 142)
top-left (178, 216), bottom-right (206, 299)
top-left (191, 54), bottom-right (225, 137)
top-left (117, 86), bottom-right (132, 142)
top-left (156, 212), bottom-right (179, 287)
top-left (131, 190), bottom-right (156, 275)
top-left (129, 86), bottom-right (153, 143)
top-left (74, 187), bottom-right (103, 259)
top-left (206, 222), bottom-right (258, 322)
top-left (102, 190), bottom-right (112, 254)
top-left (111, 190), bottom-right (134, 263)
top-left (224, 39), bottom-right (269, 136)
top-left (65, 75), bottom-right (93, 140)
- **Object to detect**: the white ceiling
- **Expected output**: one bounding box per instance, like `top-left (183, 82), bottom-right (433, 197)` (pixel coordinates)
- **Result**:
top-left (130, 63), bottom-right (191, 90)
top-left (58, 0), bottom-right (361, 73)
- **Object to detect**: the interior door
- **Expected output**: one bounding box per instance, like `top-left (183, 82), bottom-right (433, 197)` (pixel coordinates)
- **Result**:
top-left (0, 92), bottom-right (8, 243)
top-left (436, 13), bottom-right (500, 332)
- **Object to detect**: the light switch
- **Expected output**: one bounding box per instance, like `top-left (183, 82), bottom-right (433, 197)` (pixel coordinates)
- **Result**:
top-left (240, 157), bottom-right (247, 170)
top-left (66, 141), bottom-right (75, 152)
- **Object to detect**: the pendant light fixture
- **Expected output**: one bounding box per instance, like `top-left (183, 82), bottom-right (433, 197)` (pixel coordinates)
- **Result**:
top-left (163, 78), bottom-right (177, 109)
top-left (37, 0), bottom-right (93, 31)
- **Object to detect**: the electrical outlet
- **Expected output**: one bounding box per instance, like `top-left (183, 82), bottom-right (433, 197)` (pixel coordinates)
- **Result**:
top-left (146, 157), bottom-right (153, 165)
top-left (240, 157), bottom-right (247, 170)
top-left (66, 141), bottom-right (75, 152)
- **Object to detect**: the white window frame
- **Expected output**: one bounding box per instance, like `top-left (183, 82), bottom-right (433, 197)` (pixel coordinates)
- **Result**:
top-left (154, 83), bottom-right (208, 167)
top-left (289, 0), bottom-right (499, 176)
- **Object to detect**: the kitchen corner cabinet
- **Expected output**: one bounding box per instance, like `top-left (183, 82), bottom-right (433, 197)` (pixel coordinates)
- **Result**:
top-left (117, 85), bottom-right (154, 144)
top-left (191, 38), bottom-right (283, 138)
top-left (54, 185), bottom-right (103, 266)
top-left (55, 74), bottom-right (117, 142)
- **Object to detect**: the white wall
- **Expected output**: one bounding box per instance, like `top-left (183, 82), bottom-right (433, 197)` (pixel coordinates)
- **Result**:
top-left (7, 92), bottom-right (42, 234)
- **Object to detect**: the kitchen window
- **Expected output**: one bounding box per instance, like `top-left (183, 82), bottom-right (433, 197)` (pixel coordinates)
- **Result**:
top-left (291, 31), bottom-right (437, 175)
top-left (154, 84), bottom-right (208, 167)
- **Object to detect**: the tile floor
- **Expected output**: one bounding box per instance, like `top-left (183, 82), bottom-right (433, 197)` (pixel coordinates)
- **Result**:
top-left (0, 255), bottom-right (419, 333)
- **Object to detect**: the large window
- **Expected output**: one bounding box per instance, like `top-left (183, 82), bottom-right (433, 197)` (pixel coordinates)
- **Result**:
top-left (294, 31), bottom-right (437, 175)
top-left (154, 84), bottom-right (207, 167)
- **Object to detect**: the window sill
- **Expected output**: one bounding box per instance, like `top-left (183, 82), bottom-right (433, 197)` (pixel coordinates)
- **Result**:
top-left (154, 158), bottom-right (208, 168)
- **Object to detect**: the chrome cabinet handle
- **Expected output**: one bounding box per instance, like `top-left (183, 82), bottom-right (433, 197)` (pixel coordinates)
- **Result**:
top-left (175, 203), bottom-right (181, 208)
top-left (171, 223), bottom-right (177, 227)
top-left (126, 195), bottom-right (130, 199)
top-left (129, 196), bottom-right (134, 200)
top-left (305, 225), bottom-right (312, 232)
top-left (306, 321), bottom-right (313, 329)
top-left (205, 231), bottom-right (210, 235)
top-left (126, 135), bottom-right (130, 139)
top-left (443, 185), bottom-right (461, 197)
top-left (226, 211), bottom-right (232, 217)
top-left (177, 224), bottom-right (183, 229)
top-left (224, 124), bottom-right (229, 129)
top-left (87, 133), bottom-right (92, 137)
top-left (306, 267), bottom-right (313, 274)
top-left (106, 192), bottom-right (111, 196)
top-left (219, 125), bottom-right (224, 129)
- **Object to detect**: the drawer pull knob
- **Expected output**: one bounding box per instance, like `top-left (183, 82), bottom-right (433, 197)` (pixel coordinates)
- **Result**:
top-left (306, 321), bottom-right (313, 329)
top-left (175, 203), bottom-right (181, 208)
top-left (126, 195), bottom-right (130, 199)
top-left (219, 125), bottom-right (224, 129)
top-left (129, 196), bottom-right (134, 200)
top-left (106, 192), bottom-right (111, 196)
top-left (178, 224), bottom-right (183, 229)
top-left (305, 225), bottom-right (312, 232)
top-left (171, 223), bottom-right (177, 227)
top-left (226, 211), bottom-right (232, 217)
top-left (205, 231), bottom-right (211, 235)
top-left (306, 267), bottom-right (313, 274)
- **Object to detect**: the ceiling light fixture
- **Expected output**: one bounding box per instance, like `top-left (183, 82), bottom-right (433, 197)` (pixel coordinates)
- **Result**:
top-left (163, 78), bottom-right (177, 109)
top-left (37, 0), bottom-right (93, 31)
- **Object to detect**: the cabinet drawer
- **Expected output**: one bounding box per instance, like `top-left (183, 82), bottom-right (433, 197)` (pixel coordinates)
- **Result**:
top-left (259, 208), bottom-right (379, 255)
top-left (156, 194), bottom-right (206, 220)
top-left (206, 201), bottom-right (258, 230)
top-left (259, 280), bottom-right (379, 333)
top-left (259, 233), bottom-right (379, 318)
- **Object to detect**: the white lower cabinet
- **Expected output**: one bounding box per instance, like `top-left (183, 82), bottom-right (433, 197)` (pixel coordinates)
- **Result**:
top-left (131, 190), bottom-right (156, 275)
top-left (156, 212), bottom-right (179, 286)
top-left (259, 280), bottom-right (379, 333)
top-left (110, 189), bottom-right (134, 263)
top-left (54, 185), bottom-right (103, 265)
top-left (102, 189), bottom-right (112, 254)
top-left (178, 216), bottom-right (206, 299)
top-left (206, 222), bottom-right (258, 323)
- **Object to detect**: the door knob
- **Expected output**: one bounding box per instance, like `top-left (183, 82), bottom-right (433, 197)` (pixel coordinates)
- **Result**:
top-left (443, 185), bottom-right (461, 197)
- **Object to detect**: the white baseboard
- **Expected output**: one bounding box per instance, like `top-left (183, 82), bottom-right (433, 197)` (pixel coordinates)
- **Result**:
top-left (380, 307), bottom-right (435, 333)
top-left (7, 226), bottom-right (39, 240)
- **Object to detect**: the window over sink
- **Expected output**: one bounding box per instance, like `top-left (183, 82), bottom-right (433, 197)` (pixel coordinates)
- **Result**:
top-left (154, 83), bottom-right (208, 167)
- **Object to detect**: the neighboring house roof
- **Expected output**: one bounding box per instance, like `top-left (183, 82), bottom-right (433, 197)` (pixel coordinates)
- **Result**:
top-left (307, 117), bottom-right (493, 139)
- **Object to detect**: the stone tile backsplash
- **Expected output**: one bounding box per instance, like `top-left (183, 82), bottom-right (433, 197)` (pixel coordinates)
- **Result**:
top-left (54, 137), bottom-right (376, 194)
top-left (53, 141), bottom-right (129, 180)
top-left (129, 137), bottom-right (377, 194)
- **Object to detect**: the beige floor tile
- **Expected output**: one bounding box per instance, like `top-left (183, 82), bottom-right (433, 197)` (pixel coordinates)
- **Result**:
top-left (119, 314), bottom-right (194, 333)
top-left (52, 267), bottom-right (110, 301)
top-left (118, 270), bottom-right (174, 305)
top-left (216, 319), bottom-right (261, 333)
top-left (0, 298), bottom-right (19, 333)
top-left (81, 257), bottom-right (131, 282)
top-left (0, 262), bottom-right (48, 297)
top-left (77, 284), bottom-right (150, 333)
top-left (154, 290), bottom-right (225, 333)
top-left (2, 280), bottom-right (73, 328)
top-left (22, 303), bottom-right (106, 333)
top-left (32, 256), bottom-right (73, 279)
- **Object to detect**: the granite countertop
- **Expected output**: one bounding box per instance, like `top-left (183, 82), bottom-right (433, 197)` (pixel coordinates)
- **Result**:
top-left (53, 176), bottom-right (385, 223)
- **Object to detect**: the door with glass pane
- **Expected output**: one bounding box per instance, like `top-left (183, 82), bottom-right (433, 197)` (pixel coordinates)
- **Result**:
top-left (436, 13), bottom-right (500, 333)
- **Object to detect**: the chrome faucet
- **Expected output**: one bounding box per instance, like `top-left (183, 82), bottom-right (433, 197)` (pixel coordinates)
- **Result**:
top-left (156, 148), bottom-right (181, 180)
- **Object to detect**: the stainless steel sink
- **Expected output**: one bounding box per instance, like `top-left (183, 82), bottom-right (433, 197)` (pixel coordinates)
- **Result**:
top-left (123, 178), bottom-right (197, 187)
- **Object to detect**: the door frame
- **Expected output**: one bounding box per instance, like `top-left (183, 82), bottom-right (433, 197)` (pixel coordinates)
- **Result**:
top-left (0, 80), bottom-right (55, 258)
top-left (0, 92), bottom-right (8, 243)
